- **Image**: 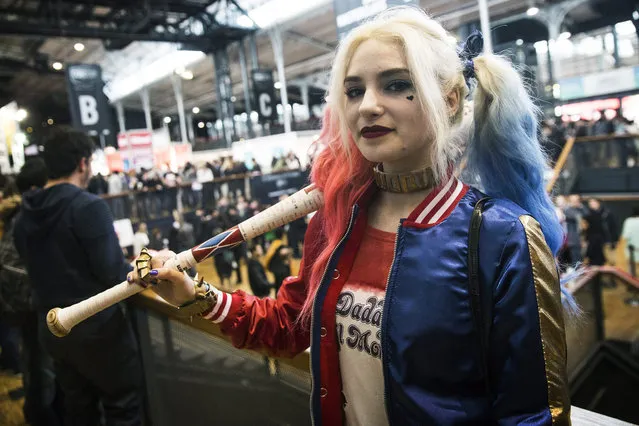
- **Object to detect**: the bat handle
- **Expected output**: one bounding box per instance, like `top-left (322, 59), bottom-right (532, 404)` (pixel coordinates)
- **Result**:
top-left (46, 250), bottom-right (197, 337)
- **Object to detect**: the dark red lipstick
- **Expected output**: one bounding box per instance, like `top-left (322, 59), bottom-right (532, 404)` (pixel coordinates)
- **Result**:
top-left (361, 125), bottom-right (393, 139)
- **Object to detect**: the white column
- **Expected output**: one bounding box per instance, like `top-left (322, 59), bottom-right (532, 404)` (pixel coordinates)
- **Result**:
top-left (238, 39), bottom-right (255, 138)
top-left (115, 102), bottom-right (133, 169)
top-left (171, 74), bottom-right (189, 143)
top-left (477, 0), bottom-right (493, 53)
top-left (300, 82), bottom-right (310, 121)
top-left (115, 102), bottom-right (126, 133)
top-left (139, 87), bottom-right (153, 131)
top-left (186, 112), bottom-right (195, 142)
top-left (269, 28), bottom-right (291, 133)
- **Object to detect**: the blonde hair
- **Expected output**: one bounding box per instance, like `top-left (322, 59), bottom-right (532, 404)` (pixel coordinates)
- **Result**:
top-left (327, 6), bottom-right (468, 183)
top-left (324, 6), bottom-right (564, 256)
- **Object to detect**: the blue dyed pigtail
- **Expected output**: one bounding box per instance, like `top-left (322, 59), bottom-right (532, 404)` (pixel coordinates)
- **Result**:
top-left (463, 52), bottom-right (564, 256)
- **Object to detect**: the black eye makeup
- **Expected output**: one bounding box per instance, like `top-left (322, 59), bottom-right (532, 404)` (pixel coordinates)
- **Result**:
top-left (385, 79), bottom-right (413, 93)
top-left (344, 87), bottom-right (365, 99)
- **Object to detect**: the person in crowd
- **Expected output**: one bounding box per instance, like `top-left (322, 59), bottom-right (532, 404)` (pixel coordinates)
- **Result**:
top-left (285, 151), bottom-right (302, 170)
top-left (0, 159), bottom-right (61, 426)
top-left (211, 225), bottom-right (234, 289)
top-left (584, 198), bottom-right (617, 270)
top-left (236, 196), bottom-right (249, 220)
top-left (250, 158), bottom-right (262, 173)
top-left (15, 127), bottom-right (143, 426)
top-left (223, 206), bottom-right (247, 284)
top-left (620, 208), bottom-right (639, 269)
top-left (161, 167), bottom-right (179, 215)
top-left (593, 111), bottom-right (614, 136)
top-left (133, 223), bottom-right (150, 257)
top-left (197, 163), bottom-right (214, 210)
top-left (0, 178), bottom-right (22, 377)
top-left (130, 8), bottom-right (571, 424)
top-left (107, 171), bottom-right (126, 219)
top-left (246, 243), bottom-right (273, 298)
top-left (87, 172), bottom-right (107, 195)
top-left (169, 210), bottom-right (196, 254)
top-left (541, 120), bottom-right (566, 167)
top-left (263, 228), bottom-right (291, 295)
top-left (143, 169), bottom-right (164, 218)
top-left (229, 160), bottom-right (248, 200)
top-left (272, 155), bottom-right (287, 171)
top-left (564, 194), bottom-right (586, 264)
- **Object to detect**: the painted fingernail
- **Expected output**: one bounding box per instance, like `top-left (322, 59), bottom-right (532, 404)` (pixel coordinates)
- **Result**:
top-left (150, 270), bottom-right (158, 276)
top-left (127, 275), bottom-right (133, 282)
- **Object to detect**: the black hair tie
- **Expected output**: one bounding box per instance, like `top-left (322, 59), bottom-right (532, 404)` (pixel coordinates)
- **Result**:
top-left (458, 30), bottom-right (484, 86)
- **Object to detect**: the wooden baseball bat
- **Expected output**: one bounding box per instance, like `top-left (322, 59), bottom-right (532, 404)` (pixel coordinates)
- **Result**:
top-left (46, 184), bottom-right (323, 337)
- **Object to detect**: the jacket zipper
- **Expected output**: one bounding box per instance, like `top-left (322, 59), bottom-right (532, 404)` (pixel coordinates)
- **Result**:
top-left (381, 222), bottom-right (402, 425)
top-left (309, 205), bottom-right (358, 426)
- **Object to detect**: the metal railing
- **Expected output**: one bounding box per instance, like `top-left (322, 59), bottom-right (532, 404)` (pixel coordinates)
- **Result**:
top-left (100, 168), bottom-right (309, 223)
top-left (128, 265), bottom-right (639, 425)
top-left (131, 292), bottom-right (311, 426)
top-left (547, 133), bottom-right (639, 194)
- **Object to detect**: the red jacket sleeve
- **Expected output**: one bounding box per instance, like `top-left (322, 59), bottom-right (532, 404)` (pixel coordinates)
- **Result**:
top-left (204, 213), bottom-right (324, 358)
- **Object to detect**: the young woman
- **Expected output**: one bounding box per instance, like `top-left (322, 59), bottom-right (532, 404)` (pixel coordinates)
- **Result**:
top-left (130, 7), bottom-right (571, 425)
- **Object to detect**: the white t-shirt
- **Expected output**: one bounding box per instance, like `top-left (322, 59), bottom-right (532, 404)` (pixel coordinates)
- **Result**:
top-left (336, 226), bottom-right (394, 426)
top-left (622, 217), bottom-right (639, 260)
top-left (133, 232), bottom-right (150, 257)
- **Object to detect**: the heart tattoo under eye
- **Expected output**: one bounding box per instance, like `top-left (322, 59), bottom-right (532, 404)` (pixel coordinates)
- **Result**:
top-left (406, 95), bottom-right (414, 101)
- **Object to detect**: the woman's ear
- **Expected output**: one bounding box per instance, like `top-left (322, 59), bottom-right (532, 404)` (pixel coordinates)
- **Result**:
top-left (446, 88), bottom-right (461, 118)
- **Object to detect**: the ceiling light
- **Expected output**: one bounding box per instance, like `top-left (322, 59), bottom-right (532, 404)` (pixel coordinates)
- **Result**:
top-left (230, 96), bottom-right (237, 102)
top-left (274, 81), bottom-right (282, 89)
top-left (526, 7), bottom-right (539, 16)
top-left (163, 116), bottom-right (172, 124)
top-left (47, 118), bottom-right (54, 125)
top-left (516, 39), bottom-right (524, 46)
top-left (181, 70), bottom-right (194, 80)
top-left (52, 62), bottom-right (63, 70)
top-left (192, 106), bottom-right (200, 114)
top-left (197, 122), bottom-right (205, 128)
top-left (74, 42), bottom-right (85, 52)
top-left (15, 108), bottom-right (27, 122)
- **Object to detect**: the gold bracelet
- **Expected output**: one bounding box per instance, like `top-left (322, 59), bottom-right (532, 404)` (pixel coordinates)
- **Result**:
top-left (176, 276), bottom-right (217, 319)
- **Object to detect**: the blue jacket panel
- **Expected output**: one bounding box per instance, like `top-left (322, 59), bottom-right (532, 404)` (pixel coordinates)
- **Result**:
top-left (310, 185), bottom-right (570, 425)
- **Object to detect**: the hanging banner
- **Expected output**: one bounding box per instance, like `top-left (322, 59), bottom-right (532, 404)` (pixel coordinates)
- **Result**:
top-left (334, 0), bottom-right (419, 41)
top-left (558, 65), bottom-right (639, 101)
top-left (252, 69), bottom-right (276, 122)
top-left (65, 64), bottom-right (113, 134)
top-left (118, 130), bottom-right (154, 171)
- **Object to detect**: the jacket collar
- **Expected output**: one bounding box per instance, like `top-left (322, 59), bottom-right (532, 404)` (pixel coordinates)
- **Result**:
top-left (352, 173), bottom-right (469, 228)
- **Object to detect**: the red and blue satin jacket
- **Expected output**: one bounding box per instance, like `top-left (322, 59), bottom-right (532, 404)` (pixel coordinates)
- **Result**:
top-left (208, 176), bottom-right (571, 426)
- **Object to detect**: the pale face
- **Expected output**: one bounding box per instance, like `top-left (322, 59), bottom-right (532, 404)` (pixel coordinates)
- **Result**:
top-left (343, 39), bottom-right (431, 173)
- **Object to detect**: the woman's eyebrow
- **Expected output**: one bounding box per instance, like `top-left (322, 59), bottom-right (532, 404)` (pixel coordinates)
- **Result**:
top-left (344, 68), bottom-right (411, 84)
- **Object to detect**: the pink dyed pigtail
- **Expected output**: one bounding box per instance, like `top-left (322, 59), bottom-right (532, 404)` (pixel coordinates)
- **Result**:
top-left (297, 108), bottom-right (374, 326)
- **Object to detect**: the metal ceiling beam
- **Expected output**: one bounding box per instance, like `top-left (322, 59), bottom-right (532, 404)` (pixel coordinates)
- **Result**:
top-left (286, 30), bottom-right (335, 53)
top-left (51, 0), bottom-right (207, 16)
top-left (0, 19), bottom-right (252, 48)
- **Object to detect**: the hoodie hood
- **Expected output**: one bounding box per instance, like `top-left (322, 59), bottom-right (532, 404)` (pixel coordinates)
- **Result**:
top-left (20, 183), bottom-right (83, 238)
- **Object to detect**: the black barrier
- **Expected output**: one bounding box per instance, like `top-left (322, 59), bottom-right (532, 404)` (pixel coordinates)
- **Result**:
top-left (101, 169), bottom-right (310, 224)
top-left (132, 307), bottom-right (311, 426)
top-left (249, 170), bottom-right (310, 205)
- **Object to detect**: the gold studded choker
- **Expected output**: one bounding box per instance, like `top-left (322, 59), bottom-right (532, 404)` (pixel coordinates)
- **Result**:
top-left (372, 163), bottom-right (436, 193)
